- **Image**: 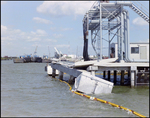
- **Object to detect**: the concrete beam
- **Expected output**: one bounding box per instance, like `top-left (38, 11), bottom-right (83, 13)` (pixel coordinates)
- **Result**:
top-left (87, 66), bottom-right (98, 71)
top-left (97, 66), bottom-right (130, 71)
top-left (50, 63), bottom-right (83, 78)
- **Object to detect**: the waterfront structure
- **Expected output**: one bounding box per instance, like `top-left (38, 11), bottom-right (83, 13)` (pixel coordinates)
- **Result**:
top-left (46, 1), bottom-right (149, 89)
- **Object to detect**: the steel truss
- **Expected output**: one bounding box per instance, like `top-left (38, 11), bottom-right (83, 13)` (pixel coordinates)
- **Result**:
top-left (83, 1), bottom-right (149, 62)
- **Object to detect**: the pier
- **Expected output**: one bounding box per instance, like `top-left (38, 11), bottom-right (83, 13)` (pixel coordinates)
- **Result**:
top-left (47, 58), bottom-right (149, 88)
top-left (46, 1), bottom-right (149, 90)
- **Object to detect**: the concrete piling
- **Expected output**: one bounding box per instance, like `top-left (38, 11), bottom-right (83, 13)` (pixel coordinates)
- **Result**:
top-left (52, 69), bottom-right (56, 78)
top-left (68, 75), bottom-right (75, 84)
top-left (121, 70), bottom-right (124, 85)
top-left (91, 71), bottom-right (95, 76)
top-left (103, 71), bottom-right (106, 79)
top-left (59, 71), bottom-right (64, 80)
top-left (108, 71), bottom-right (110, 81)
top-left (131, 66), bottom-right (137, 87)
top-left (114, 70), bottom-right (117, 85)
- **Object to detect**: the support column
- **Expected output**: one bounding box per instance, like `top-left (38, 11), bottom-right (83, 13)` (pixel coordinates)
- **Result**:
top-left (128, 70), bottom-right (130, 84)
top-left (114, 70), bottom-right (117, 85)
top-left (108, 71), bottom-right (110, 81)
top-left (68, 75), bottom-right (75, 85)
top-left (58, 71), bottom-right (63, 80)
top-left (117, 17), bottom-right (120, 60)
top-left (91, 71), bottom-right (95, 76)
top-left (131, 66), bottom-right (137, 87)
top-left (108, 20), bottom-right (110, 58)
top-left (121, 70), bottom-right (124, 85)
top-left (99, 3), bottom-right (102, 61)
top-left (52, 68), bottom-right (56, 78)
top-left (103, 71), bottom-right (106, 79)
top-left (120, 6), bottom-right (124, 62)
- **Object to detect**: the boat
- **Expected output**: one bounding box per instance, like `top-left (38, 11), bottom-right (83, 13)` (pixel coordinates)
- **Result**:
top-left (30, 46), bottom-right (42, 63)
top-left (42, 55), bottom-right (51, 63)
top-left (31, 55), bottom-right (42, 63)
top-left (13, 55), bottom-right (32, 63)
top-left (13, 58), bottom-right (24, 63)
top-left (23, 55), bottom-right (32, 62)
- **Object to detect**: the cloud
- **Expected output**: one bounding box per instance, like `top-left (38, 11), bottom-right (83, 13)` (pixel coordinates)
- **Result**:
top-left (132, 17), bottom-right (148, 26)
top-left (1, 25), bottom-right (47, 42)
top-left (33, 17), bottom-right (52, 24)
top-left (1, 25), bottom-right (23, 40)
top-left (36, 1), bottom-right (95, 17)
top-left (30, 29), bottom-right (47, 37)
top-left (1, 25), bottom-right (7, 31)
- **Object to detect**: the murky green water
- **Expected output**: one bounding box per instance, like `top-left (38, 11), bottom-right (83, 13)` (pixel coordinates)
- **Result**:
top-left (1, 60), bottom-right (149, 117)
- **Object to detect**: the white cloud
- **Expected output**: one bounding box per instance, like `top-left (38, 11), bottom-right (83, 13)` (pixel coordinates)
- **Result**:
top-left (1, 25), bottom-right (47, 42)
top-left (1, 25), bottom-right (23, 40)
top-left (33, 17), bottom-right (52, 24)
top-left (36, 29), bottom-right (47, 36)
top-left (30, 29), bottom-right (47, 38)
top-left (1, 25), bottom-right (7, 31)
top-left (36, 1), bottom-right (95, 17)
top-left (132, 17), bottom-right (148, 26)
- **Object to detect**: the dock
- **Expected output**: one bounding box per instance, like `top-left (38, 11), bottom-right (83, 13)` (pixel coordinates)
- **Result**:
top-left (46, 58), bottom-right (149, 88)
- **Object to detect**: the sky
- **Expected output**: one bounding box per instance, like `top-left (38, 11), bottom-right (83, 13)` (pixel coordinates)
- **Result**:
top-left (1, 1), bottom-right (149, 57)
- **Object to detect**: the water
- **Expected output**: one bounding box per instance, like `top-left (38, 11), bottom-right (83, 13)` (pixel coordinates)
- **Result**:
top-left (1, 60), bottom-right (149, 117)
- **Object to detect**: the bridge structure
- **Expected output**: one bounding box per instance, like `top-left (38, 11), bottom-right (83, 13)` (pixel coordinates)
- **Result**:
top-left (83, 1), bottom-right (149, 62)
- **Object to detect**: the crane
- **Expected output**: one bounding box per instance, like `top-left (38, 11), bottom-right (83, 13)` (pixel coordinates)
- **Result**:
top-left (33, 46), bottom-right (38, 57)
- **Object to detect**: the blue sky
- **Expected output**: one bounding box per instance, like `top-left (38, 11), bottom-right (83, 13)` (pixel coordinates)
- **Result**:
top-left (1, 1), bottom-right (149, 57)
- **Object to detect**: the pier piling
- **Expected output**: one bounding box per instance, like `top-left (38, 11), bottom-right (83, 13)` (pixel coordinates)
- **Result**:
top-left (52, 69), bottom-right (56, 78)
top-left (121, 70), bottom-right (124, 85)
top-left (108, 71), bottom-right (110, 81)
top-left (114, 70), bottom-right (117, 85)
top-left (103, 71), bottom-right (106, 79)
top-left (59, 71), bottom-right (64, 80)
top-left (131, 66), bottom-right (137, 87)
top-left (68, 75), bottom-right (75, 84)
top-left (91, 71), bottom-right (95, 76)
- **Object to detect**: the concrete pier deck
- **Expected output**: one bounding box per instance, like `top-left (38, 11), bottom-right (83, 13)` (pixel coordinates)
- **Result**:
top-left (48, 58), bottom-right (149, 87)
